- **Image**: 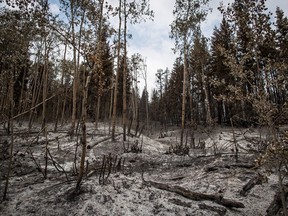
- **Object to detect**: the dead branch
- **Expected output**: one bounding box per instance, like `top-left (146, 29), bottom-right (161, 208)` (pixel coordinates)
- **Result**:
top-left (99, 153), bottom-right (123, 185)
top-left (240, 173), bottom-right (266, 196)
top-left (137, 125), bottom-right (145, 138)
top-left (1, 95), bottom-right (56, 124)
top-left (124, 139), bottom-right (142, 153)
top-left (266, 186), bottom-right (288, 216)
top-left (28, 148), bottom-right (44, 178)
top-left (198, 203), bottom-right (227, 216)
top-left (146, 180), bottom-right (245, 208)
top-left (47, 148), bottom-right (69, 181)
top-left (16, 127), bottom-right (46, 155)
top-left (230, 163), bottom-right (255, 169)
top-left (169, 198), bottom-right (191, 208)
top-left (88, 133), bottom-right (122, 149)
top-left (205, 163), bottom-right (255, 172)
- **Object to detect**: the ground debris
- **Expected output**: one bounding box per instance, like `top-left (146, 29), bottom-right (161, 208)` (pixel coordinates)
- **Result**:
top-left (204, 162), bottom-right (255, 172)
top-left (169, 198), bottom-right (192, 207)
top-left (198, 203), bottom-right (227, 216)
top-left (0, 124), bottom-right (284, 216)
top-left (266, 186), bottom-right (288, 216)
top-left (146, 180), bottom-right (245, 208)
top-left (240, 172), bottom-right (267, 196)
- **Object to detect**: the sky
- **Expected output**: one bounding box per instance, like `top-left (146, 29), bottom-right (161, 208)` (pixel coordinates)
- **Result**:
top-left (48, 0), bottom-right (288, 95)
top-left (125, 0), bottom-right (288, 94)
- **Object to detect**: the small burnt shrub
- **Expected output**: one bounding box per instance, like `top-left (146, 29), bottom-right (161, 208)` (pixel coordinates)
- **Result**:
top-left (123, 139), bottom-right (142, 153)
top-left (168, 143), bottom-right (190, 156)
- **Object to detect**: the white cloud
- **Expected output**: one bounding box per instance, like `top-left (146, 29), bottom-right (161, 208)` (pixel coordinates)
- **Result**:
top-left (201, 0), bottom-right (288, 38)
top-left (124, 0), bottom-right (176, 95)
top-left (266, 0), bottom-right (288, 16)
top-left (126, 0), bottom-right (288, 95)
top-left (42, 0), bottom-right (288, 98)
top-left (201, 0), bottom-right (234, 37)
top-left (49, 3), bottom-right (60, 15)
top-left (128, 37), bottom-right (175, 95)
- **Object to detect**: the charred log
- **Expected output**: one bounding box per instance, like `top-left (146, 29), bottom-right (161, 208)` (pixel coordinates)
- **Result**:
top-left (146, 180), bottom-right (245, 208)
top-left (240, 173), bottom-right (266, 196)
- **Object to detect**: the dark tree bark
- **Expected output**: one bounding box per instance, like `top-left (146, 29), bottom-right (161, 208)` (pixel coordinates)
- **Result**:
top-left (2, 79), bottom-right (14, 200)
top-left (266, 187), bottom-right (288, 216)
top-left (240, 173), bottom-right (266, 196)
top-left (111, 0), bottom-right (122, 141)
top-left (147, 180), bottom-right (245, 208)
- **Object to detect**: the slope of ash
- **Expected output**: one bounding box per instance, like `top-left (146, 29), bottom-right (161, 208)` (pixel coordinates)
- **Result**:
top-left (0, 123), bottom-right (286, 215)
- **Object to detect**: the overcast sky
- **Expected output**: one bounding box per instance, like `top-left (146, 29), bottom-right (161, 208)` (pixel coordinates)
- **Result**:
top-left (127, 0), bottom-right (288, 94)
top-left (49, 0), bottom-right (288, 95)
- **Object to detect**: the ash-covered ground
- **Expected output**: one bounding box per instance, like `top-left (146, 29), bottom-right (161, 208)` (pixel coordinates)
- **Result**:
top-left (0, 122), bottom-right (286, 215)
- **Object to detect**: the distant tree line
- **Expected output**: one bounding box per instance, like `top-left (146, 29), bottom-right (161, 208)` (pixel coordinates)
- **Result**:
top-left (0, 0), bottom-right (153, 195)
top-left (150, 0), bottom-right (288, 131)
top-left (0, 0), bottom-right (287, 134)
top-left (0, 0), bottom-right (153, 138)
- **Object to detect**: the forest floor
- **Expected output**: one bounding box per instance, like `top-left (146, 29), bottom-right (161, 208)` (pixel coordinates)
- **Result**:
top-left (0, 122), bottom-right (287, 216)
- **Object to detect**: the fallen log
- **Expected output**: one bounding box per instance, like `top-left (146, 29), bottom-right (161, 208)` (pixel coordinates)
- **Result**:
top-left (87, 133), bottom-right (122, 149)
top-left (240, 173), bottom-right (266, 196)
top-left (204, 166), bottom-right (219, 172)
top-left (169, 198), bottom-right (191, 208)
top-left (169, 176), bottom-right (186, 181)
top-left (146, 180), bottom-right (245, 208)
top-left (205, 163), bottom-right (255, 172)
top-left (266, 187), bottom-right (288, 216)
top-left (198, 203), bottom-right (227, 216)
top-left (230, 163), bottom-right (255, 169)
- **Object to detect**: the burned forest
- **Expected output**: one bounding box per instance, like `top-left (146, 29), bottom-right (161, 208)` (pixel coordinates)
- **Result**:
top-left (0, 0), bottom-right (288, 215)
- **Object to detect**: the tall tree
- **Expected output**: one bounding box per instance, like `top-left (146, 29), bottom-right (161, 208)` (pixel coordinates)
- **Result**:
top-left (76, 63), bottom-right (90, 190)
top-left (122, 0), bottom-right (128, 141)
top-left (149, 88), bottom-right (160, 123)
top-left (170, 0), bottom-right (210, 146)
top-left (141, 58), bottom-right (149, 130)
top-left (129, 53), bottom-right (143, 134)
top-left (76, 0), bottom-right (112, 190)
top-left (274, 7), bottom-right (288, 106)
top-left (155, 68), bottom-right (169, 128)
top-left (190, 29), bottom-right (212, 125)
top-left (165, 58), bottom-right (183, 125)
top-left (0, 0), bottom-right (37, 200)
top-left (111, 0), bottom-right (123, 141)
top-left (210, 17), bottom-right (233, 124)
top-left (60, 0), bottom-right (87, 136)
top-left (217, 0), bottom-right (280, 125)
top-left (218, 2), bottom-right (288, 212)
top-left (115, 0), bottom-right (153, 141)
top-left (0, 9), bottom-right (34, 124)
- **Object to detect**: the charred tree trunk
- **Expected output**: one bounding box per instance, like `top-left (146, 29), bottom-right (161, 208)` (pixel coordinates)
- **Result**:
top-left (240, 173), bottom-right (266, 196)
top-left (70, 4), bottom-right (78, 136)
top-left (95, 96), bottom-right (101, 129)
top-left (266, 185), bottom-right (288, 216)
top-left (28, 53), bottom-right (43, 131)
top-left (111, 0), bottom-right (122, 141)
top-left (180, 35), bottom-right (188, 146)
top-left (71, 1), bottom-right (85, 136)
top-left (147, 180), bottom-right (245, 208)
top-left (76, 66), bottom-right (90, 190)
top-left (42, 36), bottom-right (49, 179)
top-left (2, 79), bottom-right (14, 200)
top-left (122, 0), bottom-right (128, 141)
top-left (55, 38), bottom-right (69, 130)
top-left (201, 65), bottom-right (212, 125)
